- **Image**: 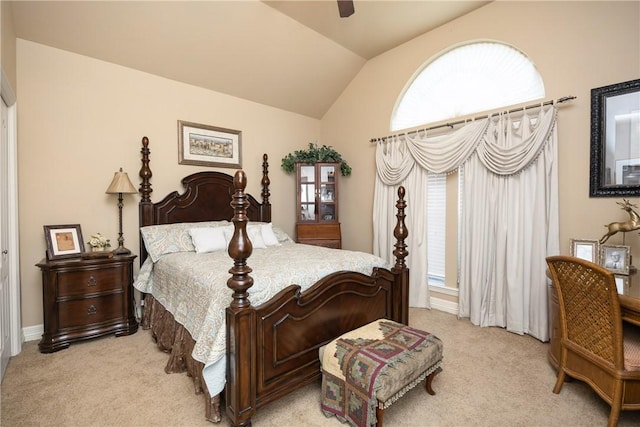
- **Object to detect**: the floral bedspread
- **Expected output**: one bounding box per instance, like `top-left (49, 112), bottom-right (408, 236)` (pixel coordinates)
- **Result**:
top-left (134, 241), bottom-right (391, 395)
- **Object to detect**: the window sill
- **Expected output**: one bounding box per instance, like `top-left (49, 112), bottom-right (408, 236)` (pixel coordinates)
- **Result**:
top-left (428, 284), bottom-right (459, 297)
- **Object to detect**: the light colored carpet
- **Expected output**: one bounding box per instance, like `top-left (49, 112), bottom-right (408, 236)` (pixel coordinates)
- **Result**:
top-left (2, 308), bottom-right (640, 426)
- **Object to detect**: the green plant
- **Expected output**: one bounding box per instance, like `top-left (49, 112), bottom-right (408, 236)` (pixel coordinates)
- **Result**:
top-left (281, 143), bottom-right (352, 176)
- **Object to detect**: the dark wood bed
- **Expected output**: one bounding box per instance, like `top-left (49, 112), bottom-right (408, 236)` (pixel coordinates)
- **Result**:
top-left (137, 136), bottom-right (410, 426)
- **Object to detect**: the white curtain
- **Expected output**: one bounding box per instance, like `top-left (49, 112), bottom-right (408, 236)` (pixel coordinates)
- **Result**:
top-left (374, 105), bottom-right (559, 341)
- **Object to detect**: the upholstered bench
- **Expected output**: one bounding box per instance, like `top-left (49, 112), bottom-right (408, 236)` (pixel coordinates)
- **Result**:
top-left (319, 319), bottom-right (443, 427)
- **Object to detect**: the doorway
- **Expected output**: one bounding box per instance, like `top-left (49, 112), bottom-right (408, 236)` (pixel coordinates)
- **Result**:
top-left (1, 70), bottom-right (20, 382)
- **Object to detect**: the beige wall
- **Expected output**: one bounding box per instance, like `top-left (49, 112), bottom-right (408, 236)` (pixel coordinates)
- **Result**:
top-left (1, 0), bottom-right (17, 90)
top-left (323, 1), bottom-right (640, 290)
top-left (17, 40), bottom-right (320, 328)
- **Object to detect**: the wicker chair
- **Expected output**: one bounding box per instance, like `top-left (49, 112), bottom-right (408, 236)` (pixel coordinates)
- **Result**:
top-left (546, 255), bottom-right (640, 426)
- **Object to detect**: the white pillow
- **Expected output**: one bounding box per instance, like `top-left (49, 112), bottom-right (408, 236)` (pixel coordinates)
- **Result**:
top-left (189, 226), bottom-right (231, 253)
top-left (259, 223), bottom-right (280, 247)
top-left (246, 223), bottom-right (280, 247)
top-left (247, 221), bottom-right (293, 244)
top-left (247, 226), bottom-right (268, 249)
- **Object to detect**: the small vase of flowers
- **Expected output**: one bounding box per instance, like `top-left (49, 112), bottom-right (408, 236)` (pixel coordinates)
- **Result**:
top-left (87, 233), bottom-right (111, 252)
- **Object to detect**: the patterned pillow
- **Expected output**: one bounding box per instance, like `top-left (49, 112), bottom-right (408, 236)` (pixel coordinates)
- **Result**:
top-left (273, 226), bottom-right (294, 244)
top-left (141, 220), bottom-right (230, 262)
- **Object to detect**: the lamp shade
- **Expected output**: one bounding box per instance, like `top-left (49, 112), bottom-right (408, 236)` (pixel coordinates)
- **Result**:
top-left (106, 168), bottom-right (137, 194)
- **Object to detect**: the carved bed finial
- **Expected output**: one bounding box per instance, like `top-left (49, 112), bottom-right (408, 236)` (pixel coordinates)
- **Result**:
top-left (260, 153), bottom-right (272, 222)
top-left (393, 186), bottom-right (408, 269)
top-left (227, 170), bottom-right (254, 308)
top-left (139, 136), bottom-right (152, 203)
top-left (262, 153), bottom-right (271, 205)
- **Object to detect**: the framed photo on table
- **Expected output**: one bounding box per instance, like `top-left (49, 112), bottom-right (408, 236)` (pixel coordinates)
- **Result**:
top-left (600, 244), bottom-right (630, 275)
top-left (614, 274), bottom-right (629, 295)
top-left (569, 238), bottom-right (599, 263)
top-left (43, 224), bottom-right (84, 260)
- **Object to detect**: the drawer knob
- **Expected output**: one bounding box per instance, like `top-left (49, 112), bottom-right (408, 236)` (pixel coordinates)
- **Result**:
top-left (87, 276), bottom-right (97, 287)
top-left (87, 305), bottom-right (97, 316)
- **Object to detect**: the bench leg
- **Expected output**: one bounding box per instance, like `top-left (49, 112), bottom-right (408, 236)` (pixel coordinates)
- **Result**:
top-left (425, 370), bottom-right (438, 395)
top-left (375, 405), bottom-right (384, 427)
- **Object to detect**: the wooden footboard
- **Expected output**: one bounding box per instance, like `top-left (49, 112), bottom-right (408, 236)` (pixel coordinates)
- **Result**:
top-left (225, 171), bottom-right (408, 427)
top-left (254, 269), bottom-right (401, 408)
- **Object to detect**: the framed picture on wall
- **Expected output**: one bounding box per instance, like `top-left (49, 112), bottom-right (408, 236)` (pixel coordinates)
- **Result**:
top-left (178, 120), bottom-right (242, 168)
top-left (569, 238), bottom-right (599, 263)
top-left (43, 224), bottom-right (84, 260)
top-left (600, 244), bottom-right (630, 275)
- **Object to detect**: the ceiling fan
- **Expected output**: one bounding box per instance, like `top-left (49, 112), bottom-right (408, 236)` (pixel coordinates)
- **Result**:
top-left (337, 0), bottom-right (355, 18)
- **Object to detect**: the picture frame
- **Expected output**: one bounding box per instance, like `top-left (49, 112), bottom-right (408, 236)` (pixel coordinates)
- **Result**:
top-left (614, 274), bottom-right (629, 295)
top-left (178, 120), bottom-right (242, 168)
top-left (615, 158), bottom-right (640, 185)
top-left (589, 78), bottom-right (640, 197)
top-left (600, 244), bottom-right (630, 275)
top-left (569, 238), bottom-right (599, 263)
top-left (43, 224), bottom-right (84, 260)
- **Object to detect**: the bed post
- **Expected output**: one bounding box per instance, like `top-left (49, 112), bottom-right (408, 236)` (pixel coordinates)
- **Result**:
top-left (260, 153), bottom-right (271, 222)
top-left (139, 136), bottom-right (153, 265)
top-left (226, 170), bottom-right (257, 427)
top-left (392, 186), bottom-right (409, 324)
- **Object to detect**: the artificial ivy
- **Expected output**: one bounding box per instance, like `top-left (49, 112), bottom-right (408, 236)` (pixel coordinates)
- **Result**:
top-left (281, 143), bottom-right (352, 177)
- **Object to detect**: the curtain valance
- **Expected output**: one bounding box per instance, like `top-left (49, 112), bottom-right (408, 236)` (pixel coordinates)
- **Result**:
top-left (376, 106), bottom-right (557, 180)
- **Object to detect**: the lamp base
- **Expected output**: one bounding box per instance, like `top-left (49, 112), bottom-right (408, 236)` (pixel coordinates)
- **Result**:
top-left (113, 246), bottom-right (132, 256)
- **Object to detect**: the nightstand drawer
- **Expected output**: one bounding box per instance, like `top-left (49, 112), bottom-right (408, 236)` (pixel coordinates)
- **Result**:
top-left (58, 293), bottom-right (123, 329)
top-left (57, 267), bottom-right (121, 296)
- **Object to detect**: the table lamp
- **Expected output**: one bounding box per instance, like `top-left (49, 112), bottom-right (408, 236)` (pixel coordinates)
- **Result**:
top-left (106, 168), bottom-right (138, 255)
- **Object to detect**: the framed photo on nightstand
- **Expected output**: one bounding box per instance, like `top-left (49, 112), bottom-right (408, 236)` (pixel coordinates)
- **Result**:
top-left (43, 224), bottom-right (84, 260)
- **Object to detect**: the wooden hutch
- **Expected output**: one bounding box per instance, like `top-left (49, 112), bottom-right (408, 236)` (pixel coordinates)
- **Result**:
top-left (295, 162), bottom-right (341, 248)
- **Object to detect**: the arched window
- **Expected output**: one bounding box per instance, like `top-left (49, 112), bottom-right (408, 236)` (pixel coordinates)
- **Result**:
top-left (391, 41), bottom-right (545, 291)
top-left (391, 41), bottom-right (545, 131)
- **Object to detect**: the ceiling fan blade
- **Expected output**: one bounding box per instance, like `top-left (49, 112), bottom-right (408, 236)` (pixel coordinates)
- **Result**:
top-left (337, 0), bottom-right (355, 18)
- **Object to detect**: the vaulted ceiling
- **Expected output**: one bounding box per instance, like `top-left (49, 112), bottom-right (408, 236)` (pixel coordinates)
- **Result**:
top-left (9, 1), bottom-right (489, 118)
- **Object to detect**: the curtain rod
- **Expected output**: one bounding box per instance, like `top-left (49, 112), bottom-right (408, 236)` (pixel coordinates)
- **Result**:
top-left (370, 95), bottom-right (576, 143)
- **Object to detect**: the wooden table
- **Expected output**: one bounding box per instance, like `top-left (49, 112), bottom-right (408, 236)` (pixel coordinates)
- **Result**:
top-left (620, 295), bottom-right (640, 327)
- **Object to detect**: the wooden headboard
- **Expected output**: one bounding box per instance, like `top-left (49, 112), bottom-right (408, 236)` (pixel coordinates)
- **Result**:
top-left (137, 136), bottom-right (271, 264)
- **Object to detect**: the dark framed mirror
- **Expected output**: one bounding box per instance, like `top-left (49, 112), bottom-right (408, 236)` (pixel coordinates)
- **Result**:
top-left (590, 78), bottom-right (640, 197)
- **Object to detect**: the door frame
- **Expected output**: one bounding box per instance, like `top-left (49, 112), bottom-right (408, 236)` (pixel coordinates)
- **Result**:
top-left (1, 67), bottom-right (22, 360)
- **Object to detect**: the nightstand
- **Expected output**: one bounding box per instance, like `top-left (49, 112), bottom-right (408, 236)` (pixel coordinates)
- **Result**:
top-left (36, 254), bottom-right (138, 353)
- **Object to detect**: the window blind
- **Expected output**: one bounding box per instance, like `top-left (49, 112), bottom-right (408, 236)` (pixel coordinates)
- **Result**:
top-left (427, 173), bottom-right (446, 286)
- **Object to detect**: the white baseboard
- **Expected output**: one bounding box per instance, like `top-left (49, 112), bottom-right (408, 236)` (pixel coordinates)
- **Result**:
top-left (23, 324), bottom-right (43, 342)
top-left (430, 295), bottom-right (458, 315)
